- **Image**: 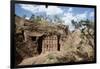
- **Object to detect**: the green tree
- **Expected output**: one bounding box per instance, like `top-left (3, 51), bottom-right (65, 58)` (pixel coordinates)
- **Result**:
top-left (71, 20), bottom-right (79, 29)
top-left (53, 15), bottom-right (64, 24)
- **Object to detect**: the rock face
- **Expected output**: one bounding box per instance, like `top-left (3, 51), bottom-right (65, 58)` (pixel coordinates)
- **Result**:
top-left (15, 15), bottom-right (95, 66)
top-left (15, 33), bottom-right (38, 65)
top-left (19, 28), bottom-right (95, 65)
top-left (15, 15), bottom-right (69, 65)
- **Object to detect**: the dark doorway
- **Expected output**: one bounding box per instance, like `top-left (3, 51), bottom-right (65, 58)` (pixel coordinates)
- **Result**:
top-left (37, 36), bottom-right (42, 54)
top-left (58, 44), bottom-right (60, 51)
top-left (57, 35), bottom-right (60, 51)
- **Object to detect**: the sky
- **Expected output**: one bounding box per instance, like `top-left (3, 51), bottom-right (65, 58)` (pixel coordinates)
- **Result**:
top-left (15, 4), bottom-right (95, 31)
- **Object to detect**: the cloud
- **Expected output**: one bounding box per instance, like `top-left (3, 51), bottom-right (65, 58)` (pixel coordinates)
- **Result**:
top-left (62, 12), bottom-right (74, 31)
top-left (19, 4), bottom-right (63, 15)
top-left (68, 8), bottom-right (73, 12)
top-left (62, 11), bottom-right (88, 31)
top-left (25, 17), bottom-right (30, 20)
top-left (75, 11), bottom-right (88, 22)
top-left (46, 6), bottom-right (63, 15)
top-left (89, 12), bottom-right (94, 18)
top-left (19, 4), bottom-right (46, 13)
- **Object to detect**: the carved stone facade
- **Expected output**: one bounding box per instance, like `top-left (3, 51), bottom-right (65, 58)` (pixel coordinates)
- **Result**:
top-left (15, 15), bottom-right (68, 64)
top-left (42, 35), bottom-right (58, 53)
